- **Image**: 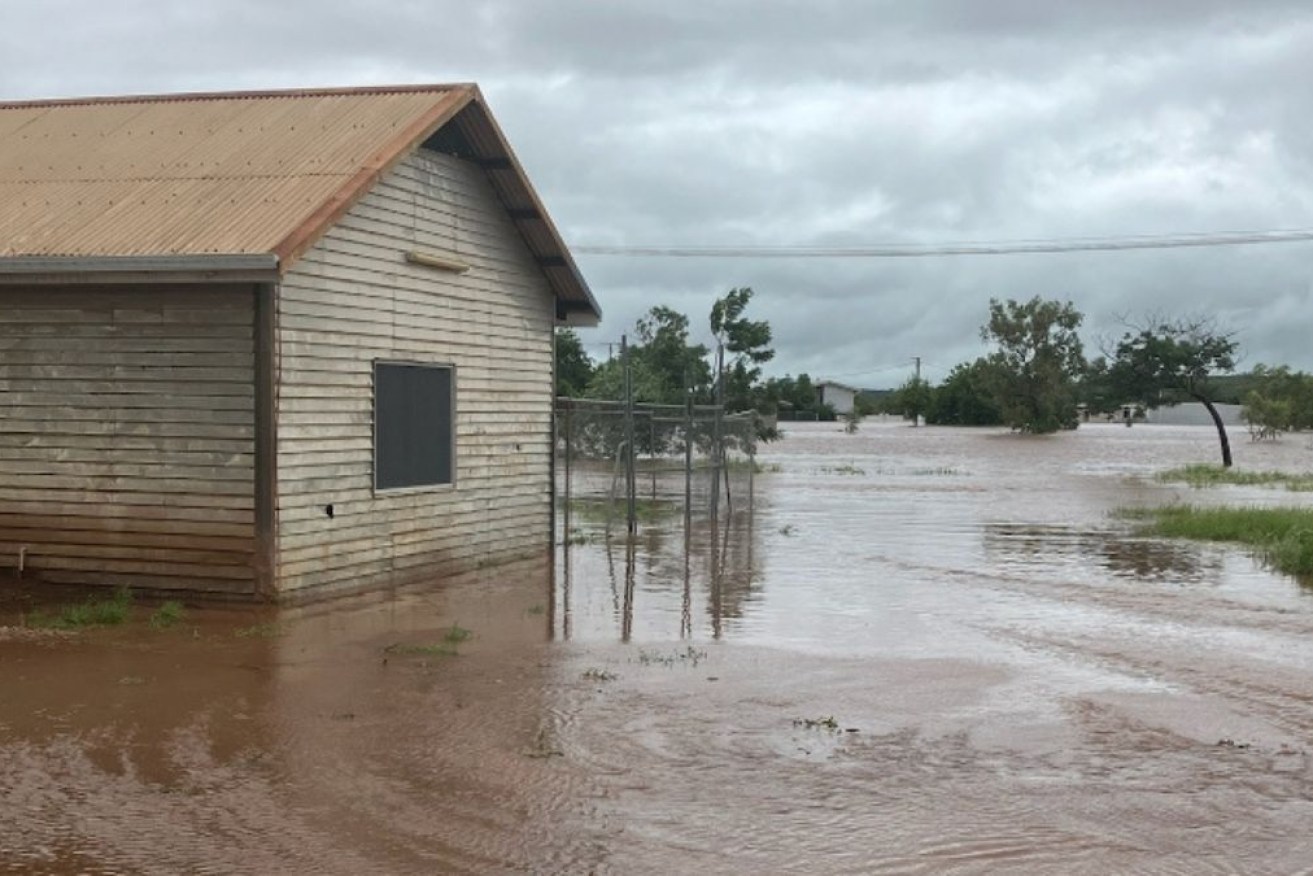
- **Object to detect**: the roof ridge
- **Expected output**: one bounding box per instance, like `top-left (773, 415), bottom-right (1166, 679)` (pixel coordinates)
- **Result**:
top-left (0, 83), bottom-right (478, 111)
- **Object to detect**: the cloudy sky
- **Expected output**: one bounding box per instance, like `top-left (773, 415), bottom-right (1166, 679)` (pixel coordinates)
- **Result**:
top-left (6, 1), bottom-right (1313, 386)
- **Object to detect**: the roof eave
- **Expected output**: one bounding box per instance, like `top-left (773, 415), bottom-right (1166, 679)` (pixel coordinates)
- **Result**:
top-left (0, 254), bottom-right (280, 285)
top-left (451, 92), bottom-right (602, 324)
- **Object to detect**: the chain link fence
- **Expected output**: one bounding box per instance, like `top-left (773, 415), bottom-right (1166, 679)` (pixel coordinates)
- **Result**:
top-left (555, 398), bottom-right (757, 541)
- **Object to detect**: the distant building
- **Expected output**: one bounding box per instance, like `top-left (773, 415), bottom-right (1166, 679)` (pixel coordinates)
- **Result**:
top-left (1142, 403), bottom-right (1244, 427)
top-left (816, 380), bottom-right (860, 415)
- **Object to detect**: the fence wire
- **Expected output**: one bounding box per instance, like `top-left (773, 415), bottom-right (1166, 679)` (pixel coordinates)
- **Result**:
top-left (556, 398), bottom-right (757, 541)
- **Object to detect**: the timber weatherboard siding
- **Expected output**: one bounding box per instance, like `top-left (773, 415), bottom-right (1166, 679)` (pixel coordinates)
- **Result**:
top-left (0, 286), bottom-right (257, 593)
top-left (273, 148), bottom-right (556, 596)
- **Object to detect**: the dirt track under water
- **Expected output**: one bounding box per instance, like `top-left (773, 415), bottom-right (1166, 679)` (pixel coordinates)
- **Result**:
top-left (5, 422), bottom-right (1313, 874)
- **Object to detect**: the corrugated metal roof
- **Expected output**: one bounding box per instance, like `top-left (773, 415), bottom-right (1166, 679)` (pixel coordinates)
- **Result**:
top-left (0, 84), bottom-right (599, 322)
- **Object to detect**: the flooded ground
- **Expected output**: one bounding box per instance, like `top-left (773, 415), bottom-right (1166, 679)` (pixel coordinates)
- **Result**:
top-left (5, 422), bottom-right (1313, 873)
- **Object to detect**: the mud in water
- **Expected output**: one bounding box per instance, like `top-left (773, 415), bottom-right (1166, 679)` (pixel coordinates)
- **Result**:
top-left (6, 422), bottom-right (1313, 873)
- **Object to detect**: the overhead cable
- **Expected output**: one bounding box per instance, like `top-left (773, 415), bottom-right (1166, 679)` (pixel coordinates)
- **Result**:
top-left (573, 228), bottom-right (1313, 259)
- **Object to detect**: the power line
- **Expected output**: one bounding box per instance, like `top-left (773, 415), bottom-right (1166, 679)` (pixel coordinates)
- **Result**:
top-left (574, 227), bottom-right (1313, 259)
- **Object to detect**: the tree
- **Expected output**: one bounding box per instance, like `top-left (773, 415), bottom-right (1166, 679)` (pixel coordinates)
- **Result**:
top-left (888, 376), bottom-right (933, 425)
top-left (980, 297), bottom-right (1086, 434)
top-left (1103, 316), bottom-right (1239, 466)
top-left (554, 328), bottom-right (594, 398)
top-left (925, 359), bottom-right (1004, 426)
top-left (710, 287), bottom-right (774, 412)
top-left (1242, 365), bottom-right (1313, 440)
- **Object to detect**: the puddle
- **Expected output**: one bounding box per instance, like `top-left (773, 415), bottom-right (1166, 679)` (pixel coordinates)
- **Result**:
top-left (5, 422), bottom-right (1313, 872)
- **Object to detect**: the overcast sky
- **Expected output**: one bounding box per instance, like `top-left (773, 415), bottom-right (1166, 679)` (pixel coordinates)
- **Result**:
top-left (6, 1), bottom-right (1313, 386)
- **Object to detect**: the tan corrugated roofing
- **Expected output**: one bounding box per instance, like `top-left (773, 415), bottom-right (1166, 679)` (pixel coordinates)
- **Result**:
top-left (0, 84), bottom-right (599, 321)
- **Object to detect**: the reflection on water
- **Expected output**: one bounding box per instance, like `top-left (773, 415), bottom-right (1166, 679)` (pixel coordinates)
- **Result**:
top-left (6, 422), bottom-right (1313, 872)
top-left (556, 502), bottom-right (761, 643)
top-left (983, 523), bottom-right (1222, 583)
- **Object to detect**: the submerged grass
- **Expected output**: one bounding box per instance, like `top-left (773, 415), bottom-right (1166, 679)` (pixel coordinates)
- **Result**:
top-left (383, 624), bottom-right (473, 658)
top-left (1121, 505), bottom-right (1313, 577)
top-left (28, 586), bottom-right (133, 629)
top-left (1156, 464), bottom-right (1313, 492)
top-left (567, 497), bottom-right (680, 524)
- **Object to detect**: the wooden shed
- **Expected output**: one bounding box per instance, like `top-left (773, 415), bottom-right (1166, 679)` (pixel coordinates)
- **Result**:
top-left (0, 84), bottom-right (600, 600)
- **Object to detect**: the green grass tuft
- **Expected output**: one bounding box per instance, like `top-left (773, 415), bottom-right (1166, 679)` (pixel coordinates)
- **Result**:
top-left (149, 600), bottom-right (186, 629)
top-left (234, 621), bottom-right (284, 639)
top-left (29, 586), bottom-right (133, 629)
top-left (383, 624), bottom-right (473, 659)
top-left (1156, 464), bottom-right (1313, 491)
top-left (1121, 504), bottom-right (1313, 577)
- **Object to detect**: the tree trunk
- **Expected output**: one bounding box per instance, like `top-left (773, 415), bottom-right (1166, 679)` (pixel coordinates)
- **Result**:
top-left (1194, 393), bottom-right (1233, 468)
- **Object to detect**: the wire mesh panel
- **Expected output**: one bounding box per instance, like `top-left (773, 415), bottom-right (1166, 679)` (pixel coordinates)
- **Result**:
top-left (556, 398), bottom-right (756, 542)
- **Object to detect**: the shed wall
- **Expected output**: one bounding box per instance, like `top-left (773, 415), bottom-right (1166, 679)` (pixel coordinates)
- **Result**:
top-left (0, 286), bottom-right (257, 592)
top-left (275, 148), bottom-right (555, 597)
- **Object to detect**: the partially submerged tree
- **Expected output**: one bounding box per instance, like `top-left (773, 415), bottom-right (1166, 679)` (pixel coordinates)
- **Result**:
top-left (1104, 316), bottom-right (1239, 466)
top-left (1243, 364), bottom-right (1313, 440)
top-left (980, 297), bottom-right (1086, 434)
top-left (888, 375), bottom-right (933, 426)
top-left (925, 359), bottom-right (1004, 426)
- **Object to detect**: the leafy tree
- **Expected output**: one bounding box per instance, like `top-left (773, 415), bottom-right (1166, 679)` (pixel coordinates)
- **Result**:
top-left (888, 376), bottom-right (933, 425)
top-left (980, 297), bottom-right (1086, 434)
top-left (710, 287), bottom-right (774, 412)
top-left (636, 305), bottom-right (712, 402)
top-left (1243, 364), bottom-right (1313, 439)
top-left (925, 359), bottom-right (1004, 426)
top-left (1242, 391), bottom-right (1291, 441)
top-left (758, 373), bottom-right (835, 420)
top-left (1103, 316), bottom-right (1239, 466)
top-left (554, 328), bottom-right (595, 398)
top-left (585, 306), bottom-right (711, 404)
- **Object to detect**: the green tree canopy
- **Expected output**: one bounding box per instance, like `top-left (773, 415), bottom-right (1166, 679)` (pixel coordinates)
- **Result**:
top-left (710, 287), bottom-right (775, 412)
top-left (1244, 365), bottom-right (1313, 439)
top-left (554, 328), bottom-right (595, 398)
top-left (1102, 317), bottom-right (1239, 466)
top-left (980, 297), bottom-right (1086, 434)
top-left (887, 376), bottom-right (932, 425)
top-left (925, 359), bottom-right (1004, 426)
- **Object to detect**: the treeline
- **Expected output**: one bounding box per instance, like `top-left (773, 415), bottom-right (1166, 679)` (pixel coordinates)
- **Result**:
top-left (873, 296), bottom-right (1310, 463)
top-left (556, 287), bottom-right (836, 422)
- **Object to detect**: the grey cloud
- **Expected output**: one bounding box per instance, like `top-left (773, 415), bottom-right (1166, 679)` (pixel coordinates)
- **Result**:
top-left (4, 0), bottom-right (1313, 379)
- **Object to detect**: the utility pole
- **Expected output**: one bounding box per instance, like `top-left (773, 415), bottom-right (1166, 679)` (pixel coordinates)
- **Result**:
top-left (913, 356), bottom-right (922, 427)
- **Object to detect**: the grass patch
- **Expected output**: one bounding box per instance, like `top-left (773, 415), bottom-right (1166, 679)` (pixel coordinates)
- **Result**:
top-left (149, 600), bottom-right (186, 629)
top-left (1121, 505), bottom-right (1313, 577)
top-left (385, 642), bottom-right (459, 657)
top-left (793, 715), bottom-right (839, 731)
top-left (234, 621), bottom-right (284, 639)
top-left (636, 646), bottom-right (707, 668)
top-left (567, 497), bottom-right (679, 524)
top-left (1156, 464), bottom-right (1313, 491)
top-left (28, 586), bottom-right (132, 629)
top-left (383, 624), bottom-right (473, 658)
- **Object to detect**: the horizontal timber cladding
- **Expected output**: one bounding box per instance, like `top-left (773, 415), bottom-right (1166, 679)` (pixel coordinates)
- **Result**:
top-left (275, 147), bottom-right (556, 597)
top-left (0, 286), bottom-right (258, 593)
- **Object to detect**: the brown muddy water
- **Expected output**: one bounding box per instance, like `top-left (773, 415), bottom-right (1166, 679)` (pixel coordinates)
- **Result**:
top-left (5, 422), bottom-right (1313, 874)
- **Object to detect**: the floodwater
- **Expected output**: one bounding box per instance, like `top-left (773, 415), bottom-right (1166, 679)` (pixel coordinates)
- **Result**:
top-left (5, 422), bottom-right (1313, 874)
